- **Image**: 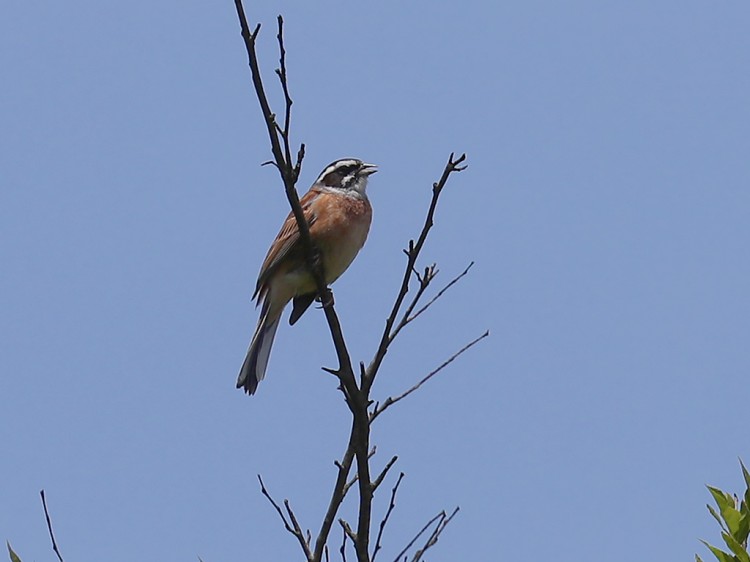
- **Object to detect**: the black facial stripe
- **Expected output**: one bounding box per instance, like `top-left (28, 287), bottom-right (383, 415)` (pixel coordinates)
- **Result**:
top-left (316, 159), bottom-right (364, 187)
top-left (336, 165), bottom-right (356, 176)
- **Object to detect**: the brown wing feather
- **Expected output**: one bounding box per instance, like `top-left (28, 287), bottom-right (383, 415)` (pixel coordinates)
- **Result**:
top-left (253, 188), bottom-right (320, 299)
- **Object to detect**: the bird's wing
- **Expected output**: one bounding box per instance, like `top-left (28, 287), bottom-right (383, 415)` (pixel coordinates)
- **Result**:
top-left (253, 188), bottom-right (320, 299)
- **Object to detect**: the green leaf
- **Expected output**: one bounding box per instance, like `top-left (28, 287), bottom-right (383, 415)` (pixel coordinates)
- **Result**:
top-left (696, 555), bottom-right (704, 562)
top-left (709, 504), bottom-right (729, 532)
top-left (700, 540), bottom-right (736, 562)
top-left (708, 486), bottom-right (736, 512)
top-left (709, 486), bottom-right (743, 536)
top-left (6, 542), bottom-right (22, 562)
top-left (740, 460), bottom-right (750, 522)
top-left (737, 512), bottom-right (750, 546)
top-left (722, 531), bottom-right (750, 562)
top-left (740, 459), bottom-right (750, 492)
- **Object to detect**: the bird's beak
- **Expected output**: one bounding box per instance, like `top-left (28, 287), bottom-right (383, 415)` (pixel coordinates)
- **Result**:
top-left (360, 163), bottom-right (378, 175)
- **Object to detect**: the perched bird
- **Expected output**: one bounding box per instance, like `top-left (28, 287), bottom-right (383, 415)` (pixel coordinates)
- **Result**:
top-left (237, 158), bottom-right (377, 395)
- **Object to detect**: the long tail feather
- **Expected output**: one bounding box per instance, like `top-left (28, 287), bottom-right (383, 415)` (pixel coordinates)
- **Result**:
top-left (237, 305), bottom-right (281, 395)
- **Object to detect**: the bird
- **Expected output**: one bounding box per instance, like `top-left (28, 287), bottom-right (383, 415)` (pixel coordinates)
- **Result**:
top-left (237, 158), bottom-right (377, 395)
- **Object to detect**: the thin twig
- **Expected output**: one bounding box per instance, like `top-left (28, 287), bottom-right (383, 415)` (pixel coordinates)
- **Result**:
top-left (406, 262), bottom-right (474, 326)
top-left (391, 511), bottom-right (445, 562)
top-left (339, 519), bottom-right (357, 543)
top-left (389, 260), bottom-right (475, 343)
top-left (411, 507), bottom-right (460, 562)
top-left (365, 153), bottom-right (468, 393)
top-left (257, 475), bottom-right (313, 560)
top-left (372, 330), bottom-right (489, 421)
top-left (372, 456), bottom-right (399, 492)
top-left (340, 523), bottom-right (348, 562)
top-left (40, 490), bottom-right (64, 562)
top-left (314, 440), bottom-right (355, 560)
top-left (343, 473), bottom-right (358, 496)
top-left (388, 265), bottom-right (437, 344)
top-left (285, 499), bottom-right (310, 555)
top-left (372, 472), bottom-right (405, 562)
top-left (274, 16), bottom-right (295, 177)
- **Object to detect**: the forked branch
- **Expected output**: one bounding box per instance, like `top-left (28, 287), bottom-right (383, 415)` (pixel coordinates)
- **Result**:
top-left (391, 507), bottom-right (460, 562)
top-left (258, 475), bottom-right (313, 561)
top-left (372, 472), bottom-right (405, 562)
top-left (365, 153), bottom-right (468, 393)
top-left (233, 6), bottom-right (482, 562)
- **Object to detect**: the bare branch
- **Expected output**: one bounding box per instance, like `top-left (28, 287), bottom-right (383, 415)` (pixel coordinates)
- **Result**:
top-left (313, 443), bottom-right (355, 560)
top-left (274, 16), bottom-right (295, 177)
top-left (234, 7), bottom-right (367, 558)
top-left (353, 420), bottom-right (374, 562)
top-left (234, 11), bottom-right (470, 562)
top-left (294, 143), bottom-right (306, 186)
top-left (258, 475), bottom-right (290, 527)
top-left (233, 2), bottom-right (287, 183)
top-left (411, 507), bottom-right (460, 562)
top-left (389, 260), bottom-right (474, 344)
top-left (257, 475), bottom-right (313, 560)
top-left (339, 519), bottom-right (357, 542)
top-left (388, 265), bottom-right (437, 344)
top-left (372, 472), bottom-right (405, 562)
top-left (406, 261), bottom-right (474, 326)
top-left (391, 511), bottom-right (445, 562)
top-left (372, 456), bottom-right (399, 492)
top-left (343, 446), bottom-right (378, 496)
top-left (372, 330), bottom-right (489, 422)
top-left (365, 153), bottom-right (468, 393)
top-left (340, 523), bottom-right (349, 562)
top-left (285, 499), bottom-right (311, 557)
top-left (343, 474), bottom-right (358, 497)
top-left (40, 490), bottom-right (64, 562)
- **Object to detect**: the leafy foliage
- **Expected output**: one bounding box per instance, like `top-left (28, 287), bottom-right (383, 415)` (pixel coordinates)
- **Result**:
top-left (697, 460), bottom-right (750, 562)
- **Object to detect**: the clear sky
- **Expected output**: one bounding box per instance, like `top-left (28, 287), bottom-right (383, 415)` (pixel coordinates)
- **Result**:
top-left (2, 1), bottom-right (749, 561)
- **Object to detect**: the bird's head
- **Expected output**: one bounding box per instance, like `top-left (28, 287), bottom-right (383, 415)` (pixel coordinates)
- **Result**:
top-left (314, 158), bottom-right (378, 196)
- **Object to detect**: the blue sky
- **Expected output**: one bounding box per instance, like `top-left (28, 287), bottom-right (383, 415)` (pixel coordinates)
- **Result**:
top-left (2, 1), bottom-right (749, 561)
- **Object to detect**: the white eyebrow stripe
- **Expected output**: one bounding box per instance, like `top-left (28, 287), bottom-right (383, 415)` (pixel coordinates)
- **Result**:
top-left (315, 159), bottom-right (361, 183)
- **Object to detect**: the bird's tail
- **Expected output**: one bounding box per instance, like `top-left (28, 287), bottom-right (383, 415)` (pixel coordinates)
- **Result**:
top-left (237, 301), bottom-right (281, 395)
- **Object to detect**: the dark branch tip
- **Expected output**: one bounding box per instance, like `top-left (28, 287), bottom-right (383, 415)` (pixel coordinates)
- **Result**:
top-left (451, 152), bottom-right (467, 165)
